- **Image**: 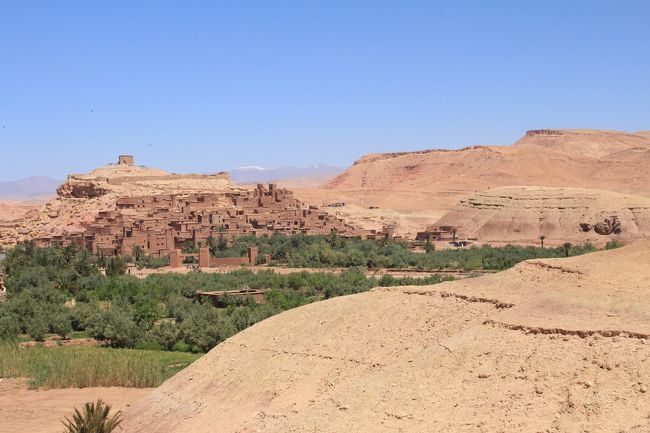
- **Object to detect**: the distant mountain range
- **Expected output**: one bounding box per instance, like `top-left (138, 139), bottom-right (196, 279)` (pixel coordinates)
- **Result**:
top-left (0, 165), bottom-right (343, 198)
top-left (0, 176), bottom-right (60, 199)
top-left (229, 164), bottom-right (343, 183)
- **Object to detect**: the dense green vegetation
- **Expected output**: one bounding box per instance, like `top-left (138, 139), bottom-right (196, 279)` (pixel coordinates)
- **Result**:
top-left (0, 236), bottom-right (617, 388)
top-left (0, 241), bottom-right (452, 353)
top-left (205, 233), bottom-right (601, 270)
top-left (0, 342), bottom-right (199, 389)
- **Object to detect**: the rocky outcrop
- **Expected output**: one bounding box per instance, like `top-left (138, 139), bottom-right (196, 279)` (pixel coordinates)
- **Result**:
top-left (57, 178), bottom-right (109, 198)
top-left (0, 163), bottom-right (245, 247)
top-left (433, 186), bottom-right (650, 246)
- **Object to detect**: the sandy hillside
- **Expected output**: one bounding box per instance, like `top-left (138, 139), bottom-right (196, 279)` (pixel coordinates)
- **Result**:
top-left (0, 199), bottom-right (44, 222)
top-left (122, 241), bottom-right (650, 433)
top-left (294, 129), bottom-right (650, 238)
top-left (434, 186), bottom-right (650, 246)
top-left (323, 129), bottom-right (650, 209)
top-left (0, 378), bottom-right (151, 433)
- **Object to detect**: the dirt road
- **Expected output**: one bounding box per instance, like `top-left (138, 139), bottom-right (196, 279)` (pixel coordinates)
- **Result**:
top-left (0, 378), bottom-right (152, 433)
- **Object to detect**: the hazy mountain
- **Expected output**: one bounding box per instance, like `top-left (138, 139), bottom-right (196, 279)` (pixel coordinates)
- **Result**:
top-left (229, 164), bottom-right (343, 183)
top-left (0, 176), bottom-right (60, 198)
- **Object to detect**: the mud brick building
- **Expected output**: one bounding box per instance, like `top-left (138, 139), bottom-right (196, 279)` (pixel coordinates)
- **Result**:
top-left (36, 183), bottom-right (366, 257)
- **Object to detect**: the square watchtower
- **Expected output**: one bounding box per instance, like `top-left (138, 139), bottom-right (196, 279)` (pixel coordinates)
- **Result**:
top-left (118, 155), bottom-right (134, 166)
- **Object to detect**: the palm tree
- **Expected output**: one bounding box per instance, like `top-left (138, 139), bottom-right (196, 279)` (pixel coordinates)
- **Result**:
top-left (61, 399), bottom-right (122, 433)
top-left (132, 245), bottom-right (144, 262)
top-left (451, 228), bottom-right (458, 243)
top-left (539, 235), bottom-right (546, 249)
top-left (562, 242), bottom-right (572, 257)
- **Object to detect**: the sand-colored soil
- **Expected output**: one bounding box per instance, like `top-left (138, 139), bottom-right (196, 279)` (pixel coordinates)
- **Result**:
top-left (122, 241), bottom-right (650, 432)
top-left (313, 129), bottom-right (650, 236)
top-left (0, 199), bottom-right (44, 222)
top-left (0, 378), bottom-right (151, 433)
top-left (326, 129), bottom-right (650, 200)
top-left (434, 186), bottom-right (650, 246)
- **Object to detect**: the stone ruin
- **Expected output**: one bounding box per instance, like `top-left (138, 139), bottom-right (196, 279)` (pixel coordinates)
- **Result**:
top-left (169, 246), bottom-right (258, 268)
top-left (525, 129), bottom-right (563, 137)
top-left (118, 155), bottom-right (134, 166)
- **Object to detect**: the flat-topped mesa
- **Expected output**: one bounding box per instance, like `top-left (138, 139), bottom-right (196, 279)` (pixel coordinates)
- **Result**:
top-left (525, 129), bottom-right (564, 137)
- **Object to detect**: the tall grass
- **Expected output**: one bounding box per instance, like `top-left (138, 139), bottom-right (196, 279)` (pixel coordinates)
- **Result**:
top-left (0, 342), bottom-right (201, 389)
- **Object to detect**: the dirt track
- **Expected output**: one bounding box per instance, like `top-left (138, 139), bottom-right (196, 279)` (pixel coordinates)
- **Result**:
top-left (0, 378), bottom-right (151, 433)
top-left (122, 241), bottom-right (650, 432)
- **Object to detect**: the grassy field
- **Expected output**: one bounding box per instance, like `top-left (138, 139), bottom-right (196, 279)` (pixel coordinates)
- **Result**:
top-left (0, 343), bottom-right (201, 389)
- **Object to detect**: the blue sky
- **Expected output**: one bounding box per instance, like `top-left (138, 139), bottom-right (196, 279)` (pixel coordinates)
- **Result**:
top-left (1, 1), bottom-right (649, 181)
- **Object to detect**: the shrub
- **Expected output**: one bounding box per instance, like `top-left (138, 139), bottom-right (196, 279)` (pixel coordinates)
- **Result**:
top-left (50, 309), bottom-right (73, 340)
top-left (61, 399), bottom-right (122, 433)
top-left (88, 308), bottom-right (142, 348)
top-left (26, 314), bottom-right (49, 341)
top-left (148, 322), bottom-right (180, 351)
top-left (0, 312), bottom-right (20, 340)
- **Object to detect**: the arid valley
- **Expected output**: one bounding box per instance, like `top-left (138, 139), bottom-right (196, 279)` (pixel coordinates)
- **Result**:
top-left (2, 128), bottom-right (650, 432)
top-left (3, 3), bottom-right (650, 432)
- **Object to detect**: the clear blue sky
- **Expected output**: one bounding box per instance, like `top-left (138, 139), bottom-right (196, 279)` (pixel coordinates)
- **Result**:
top-left (1, 1), bottom-right (649, 181)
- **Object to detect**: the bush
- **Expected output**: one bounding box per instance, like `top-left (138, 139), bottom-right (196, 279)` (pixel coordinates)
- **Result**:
top-left (605, 240), bottom-right (624, 250)
top-left (26, 314), bottom-right (49, 341)
top-left (106, 256), bottom-right (127, 277)
top-left (88, 308), bottom-right (143, 348)
top-left (148, 322), bottom-right (180, 351)
top-left (62, 399), bottom-right (122, 433)
top-left (50, 309), bottom-right (73, 340)
top-left (0, 312), bottom-right (20, 340)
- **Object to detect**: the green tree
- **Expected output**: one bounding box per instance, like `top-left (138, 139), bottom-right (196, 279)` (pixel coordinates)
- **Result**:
top-left (539, 235), bottom-right (546, 249)
top-left (132, 245), bottom-right (145, 262)
top-left (50, 309), bottom-right (73, 340)
top-left (148, 321), bottom-right (180, 351)
top-left (106, 256), bottom-right (127, 277)
top-left (26, 314), bottom-right (49, 341)
top-left (0, 311), bottom-right (20, 340)
top-left (562, 242), bottom-right (572, 257)
top-left (88, 308), bottom-right (142, 348)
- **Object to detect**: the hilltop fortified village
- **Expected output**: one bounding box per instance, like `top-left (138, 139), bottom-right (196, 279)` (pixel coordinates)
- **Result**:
top-left (26, 156), bottom-right (374, 257)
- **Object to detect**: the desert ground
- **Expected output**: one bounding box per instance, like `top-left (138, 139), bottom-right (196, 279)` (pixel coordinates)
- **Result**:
top-left (4, 129), bottom-right (650, 433)
top-left (292, 129), bottom-right (650, 241)
top-left (121, 241), bottom-right (650, 432)
top-left (0, 378), bottom-right (151, 433)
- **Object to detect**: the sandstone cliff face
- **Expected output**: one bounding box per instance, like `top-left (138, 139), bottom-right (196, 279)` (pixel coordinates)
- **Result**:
top-left (326, 129), bottom-right (650, 198)
top-left (434, 186), bottom-right (650, 246)
top-left (122, 242), bottom-right (650, 433)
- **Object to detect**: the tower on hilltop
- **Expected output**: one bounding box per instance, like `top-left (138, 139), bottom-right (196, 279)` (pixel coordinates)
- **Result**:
top-left (118, 155), bottom-right (134, 166)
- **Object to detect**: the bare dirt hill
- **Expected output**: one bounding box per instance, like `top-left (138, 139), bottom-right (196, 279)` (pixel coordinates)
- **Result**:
top-left (304, 129), bottom-right (650, 238)
top-left (323, 129), bottom-right (650, 207)
top-left (122, 241), bottom-right (650, 433)
top-left (434, 186), bottom-right (650, 246)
